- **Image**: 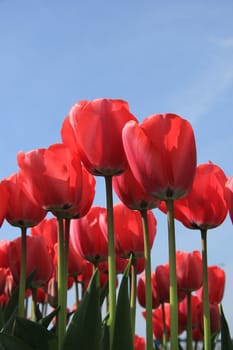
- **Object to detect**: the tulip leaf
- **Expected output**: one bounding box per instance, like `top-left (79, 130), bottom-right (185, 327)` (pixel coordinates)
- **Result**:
top-left (101, 314), bottom-right (110, 350)
top-left (39, 307), bottom-right (60, 329)
top-left (112, 258), bottom-right (134, 350)
top-left (14, 316), bottom-right (56, 350)
top-left (0, 333), bottom-right (34, 350)
top-left (220, 304), bottom-right (233, 349)
top-left (63, 268), bottom-right (102, 350)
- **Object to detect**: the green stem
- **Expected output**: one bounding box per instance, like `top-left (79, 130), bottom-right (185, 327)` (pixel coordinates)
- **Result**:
top-left (166, 198), bottom-right (178, 350)
top-left (18, 226), bottom-right (27, 317)
top-left (104, 176), bottom-right (116, 350)
top-left (130, 255), bottom-right (137, 337)
top-left (201, 228), bottom-right (211, 350)
top-left (57, 216), bottom-right (67, 350)
top-left (141, 209), bottom-right (153, 350)
top-left (186, 291), bottom-right (193, 350)
top-left (161, 302), bottom-right (167, 350)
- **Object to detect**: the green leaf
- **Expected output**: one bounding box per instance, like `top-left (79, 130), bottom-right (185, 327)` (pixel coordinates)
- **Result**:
top-left (220, 304), bottom-right (233, 350)
top-left (63, 268), bottom-right (102, 350)
top-left (101, 314), bottom-right (110, 350)
top-left (112, 259), bottom-right (134, 350)
top-left (14, 317), bottom-right (56, 350)
top-left (39, 307), bottom-right (59, 329)
top-left (0, 333), bottom-right (34, 350)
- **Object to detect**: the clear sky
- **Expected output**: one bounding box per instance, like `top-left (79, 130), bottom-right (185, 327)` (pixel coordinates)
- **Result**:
top-left (1, 0), bottom-right (233, 338)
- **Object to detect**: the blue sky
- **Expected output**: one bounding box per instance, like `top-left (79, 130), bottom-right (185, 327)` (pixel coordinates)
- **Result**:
top-left (1, 0), bottom-right (233, 338)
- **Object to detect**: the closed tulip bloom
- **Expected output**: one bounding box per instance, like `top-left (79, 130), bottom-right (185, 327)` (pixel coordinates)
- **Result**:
top-left (137, 272), bottom-right (160, 309)
top-left (8, 235), bottom-right (53, 286)
top-left (178, 294), bottom-right (200, 331)
top-left (225, 175), bottom-right (233, 223)
top-left (113, 165), bottom-right (160, 210)
top-left (17, 143), bottom-right (83, 218)
top-left (155, 263), bottom-right (185, 303)
top-left (142, 304), bottom-right (171, 341)
top-left (70, 206), bottom-right (108, 264)
top-left (62, 98), bottom-right (137, 176)
top-left (169, 162), bottom-right (228, 230)
top-left (2, 173), bottom-right (46, 228)
top-left (195, 301), bottom-right (220, 336)
top-left (196, 265), bottom-right (225, 304)
top-left (176, 250), bottom-right (202, 292)
top-left (105, 202), bottom-right (157, 258)
top-left (123, 113), bottom-right (196, 200)
top-left (155, 264), bottom-right (170, 303)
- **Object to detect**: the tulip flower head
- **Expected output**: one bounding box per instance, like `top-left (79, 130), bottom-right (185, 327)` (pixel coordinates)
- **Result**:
top-left (123, 113), bottom-right (197, 200)
top-left (61, 98), bottom-right (138, 176)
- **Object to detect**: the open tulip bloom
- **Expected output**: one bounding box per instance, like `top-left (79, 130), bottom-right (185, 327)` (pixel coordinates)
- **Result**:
top-left (0, 98), bottom-right (232, 350)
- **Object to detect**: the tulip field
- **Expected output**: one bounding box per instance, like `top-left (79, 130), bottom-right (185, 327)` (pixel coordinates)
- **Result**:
top-left (0, 98), bottom-right (233, 350)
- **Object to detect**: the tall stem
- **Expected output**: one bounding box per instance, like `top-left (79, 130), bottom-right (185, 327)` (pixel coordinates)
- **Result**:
top-left (104, 176), bottom-right (116, 350)
top-left (201, 228), bottom-right (211, 350)
top-left (161, 302), bottom-right (167, 350)
top-left (166, 198), bottom-right (178, 350)
top-left (130, 255), bottom-right (137, 337)
top-left (141, 209), bottom-right (153, 350)
top-left (57, 216), bottom-right (67, 350)
top-left (18, 226), bottom-right (27, 317)
top-left (186, 291), bottom-right (193, 350)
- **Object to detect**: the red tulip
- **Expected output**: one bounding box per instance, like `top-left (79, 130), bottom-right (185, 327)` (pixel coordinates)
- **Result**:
top-left (103, 202), bottom-right (157, 259)
top-left (8, 235), bottom-right (53, 286)
top-left (137, 272), bottom-right (160, 309)
top-left (178, 294), bottom-right (200, 331)
top-left (155, 264), bottom-right (170, 303)
top-left (17, 143), bottom-right (84, 218)
top-left (70, 206), bottom-right (108, 264)
top-left (165, 162), bottom-right (228, 230)
top-left (122, 113), bottom-right (196, 200)
top-left (176, 250), bottom-right (202, 292)
top-left (225, 175), bottom-right (233, 223)
top-left (142, 304), bottom-right (171, 341)
top-left (195, 301), bottom-right (220, 336)
top-left (134, 335), bottom-right (146, 350)
top-left (62, 98), bottom-right (137, 176)
top-left (0, 182), bottom-right (9, 227)
top-left (113, 166), bottom-right (160, 210)
top-left (196, 265), bottom-right (225, 304)
top-left (155, 263), bottom-right (185, 303)
top-left (2, 173), bottom-right (46, 227)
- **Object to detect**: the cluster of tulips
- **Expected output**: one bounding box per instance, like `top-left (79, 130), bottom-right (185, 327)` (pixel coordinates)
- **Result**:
top-left (0, 98), bottom-right (233, 350)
